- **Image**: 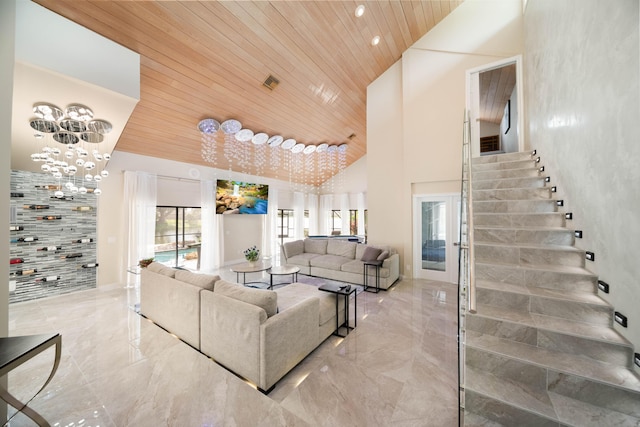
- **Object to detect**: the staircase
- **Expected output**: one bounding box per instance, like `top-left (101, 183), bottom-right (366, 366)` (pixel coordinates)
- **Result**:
top-left (463, 151), bottom-right (640, 426)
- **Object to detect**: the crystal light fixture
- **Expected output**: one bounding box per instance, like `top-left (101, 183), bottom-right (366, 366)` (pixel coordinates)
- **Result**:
top-left (30, 102), bottom-right (111, 197)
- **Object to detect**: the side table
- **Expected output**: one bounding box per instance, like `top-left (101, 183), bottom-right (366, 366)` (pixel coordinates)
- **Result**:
top-left (0, 333), bottom-right (62, 426)
top-left (318, 283), bottom-right (357, 337)
top-left (363, 260), bottom-right (383, 293)
top-left (268, 265), bottom-right (300, 290)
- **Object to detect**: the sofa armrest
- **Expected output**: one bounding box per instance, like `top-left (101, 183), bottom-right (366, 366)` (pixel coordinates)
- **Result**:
top-left (383, 253), bottom-right (400, 283)
top-left (260, 297), bottom-right (319, 390)
top-left (200, 291), bottom-right (267, 386)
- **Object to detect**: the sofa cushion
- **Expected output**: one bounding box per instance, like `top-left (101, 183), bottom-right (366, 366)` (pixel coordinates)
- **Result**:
top-left (304, 238), bottom-right (328, 255)
top-left (147, 262), bottom-right (176, 278)
top-left (174, 270), bottom-right (219, 290)
top-left (310, 254), bottom-right (352, 270)
top-left (327, 240), bottom-right (357, 258)
top-left (360, 246), bottom-right (382, 262)
top-left (276, 283), bottom-right (343, 326)
top-left (287, 253), bottom-right (323, 267)
top-left (283, 240), bottom-right (304, 259)
top-left (341, 259), bottom-right (391, 278)
top-left (214, 279), bottom-right (278, 317)
top-left (377, 250), bottom-right (390, 261)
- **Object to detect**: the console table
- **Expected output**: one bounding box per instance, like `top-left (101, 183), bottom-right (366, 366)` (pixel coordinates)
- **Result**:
top-left (0, 333), bottom-right (61, 427)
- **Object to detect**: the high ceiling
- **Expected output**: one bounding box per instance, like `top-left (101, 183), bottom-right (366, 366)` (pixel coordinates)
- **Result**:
top-left (30, 0), bottom-right (464, 184)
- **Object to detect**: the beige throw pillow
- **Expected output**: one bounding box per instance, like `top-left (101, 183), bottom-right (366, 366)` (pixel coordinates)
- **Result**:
top-left (360, 246), bottom-right (382, 262)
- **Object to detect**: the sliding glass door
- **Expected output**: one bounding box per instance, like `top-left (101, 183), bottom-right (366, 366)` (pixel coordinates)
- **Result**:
top-left (155, 206), bottom-right (201, 269)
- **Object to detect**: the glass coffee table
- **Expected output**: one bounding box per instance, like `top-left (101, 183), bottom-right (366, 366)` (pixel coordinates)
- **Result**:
top-left (268, 265), bottom-right (300, 290)
top-left (231, 260), bottom-right (272, 287)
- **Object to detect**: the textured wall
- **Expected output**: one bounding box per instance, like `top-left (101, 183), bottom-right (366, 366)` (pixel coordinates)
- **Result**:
top-left (9, 170), bottom-right (98, 303)
top-left (524, 0), bottom-right (640, 351)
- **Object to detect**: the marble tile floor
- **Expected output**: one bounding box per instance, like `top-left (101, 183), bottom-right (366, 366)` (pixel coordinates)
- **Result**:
top-left (5, 274), bottom-right (459, 427)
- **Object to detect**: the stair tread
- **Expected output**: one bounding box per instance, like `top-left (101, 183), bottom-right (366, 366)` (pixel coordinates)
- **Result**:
top-left (466, 366), bottom-right (558, 420)
top-left (471, 303), bottom-right (630, 346)
top-left (475, 280), bottom-right (609, 307)
top-left (474, 211), bottom-right (562, 216)
top-left (467, 332), bottom-right (640, 393)
top-left (475, 241), bottom-right (582, 252)
top-left (474, 225), bottom-right (569, 231)
top-left (475, 260), bottom-right (594, 276)
top-left (548, 392), bottom-right (640, 427)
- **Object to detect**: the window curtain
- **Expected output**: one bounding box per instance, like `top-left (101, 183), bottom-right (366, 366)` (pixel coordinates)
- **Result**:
top-left (293, 191), bottom-right (305, 240)
top-left (357, 192), bottom-right (366, 236)
top-left (200, 180), bottom-right (222, 272)
top-left (124, 171), bottom-right (157, 283)
top-left (319, 194), bottom-right (333, 236)
top-left (340, 193), bottom-right (350, 235)
top-left (263, 187), bottom-right (278, 262)
top-left (307, 193), bottom-right (319, 236)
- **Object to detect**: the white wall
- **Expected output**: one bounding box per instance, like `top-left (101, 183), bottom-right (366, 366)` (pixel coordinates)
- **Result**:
top-left (480, 121), bottom-right (501, 138)
top-left (524, 0), bottom-right (640, 362)
top-left (367, 0), bottom-right (524, 277)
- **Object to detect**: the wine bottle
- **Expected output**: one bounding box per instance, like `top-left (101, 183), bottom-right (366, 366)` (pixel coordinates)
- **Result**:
top-left (72, 238), bottom-right (93, 243)
top-left (72, 206), bottom-right (92, 211)
top-left (23, 204), bottom-right (49, 210)
top-left (13, 269), bottom-right (37, 276)
top-left (13, 236), bottom-right (38, 243)
top-left (10, 258), bottom-right (24, 264)
top-left (9, 225), bottom-right (24, 231)
top-left (38, 245), bottom-right (61, 251)
top-left (60, 253), bottom-right (82, 259)
top-left (51, 195), bottom-right (74, 201)
top-left (82, 263), bottom-right (99, 268)
top-left (35, 185), bottom-right (61, 190)
top-left (37, 215), bottom-right (62, 220)
top-left (10, 192), bottom-right (24, 197)
top-left (36, 275), bottom-right (61, 282)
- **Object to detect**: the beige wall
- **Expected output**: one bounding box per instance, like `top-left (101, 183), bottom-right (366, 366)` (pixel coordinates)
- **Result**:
top-left (524, 0), bottom-right (640, 362)
top-left (367, 0), bottom-right (524, 278)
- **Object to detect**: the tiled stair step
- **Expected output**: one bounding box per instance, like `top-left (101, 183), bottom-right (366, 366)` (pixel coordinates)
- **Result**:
top-left (467, 304), bottom-right (633, 366)
top-left (475, 242), bottom-right (585, 268)
top-left (464, 353), bottom-right (640, 426)
top-left (473, 167), bottom-right (541, 181)
top-left (467, 332), bottom-right (640, 395)
top-left (473, 176), bottom-right (547, 190)
top-left (473, 199), bottom-right (558, 213)
top-left (474, 226), bottom-right (574, 245)
top-left (474, 212), bottom-right (565, 227)
top-left (473, 187), bottom-right (551, 201)
top-left (475, 261), bottom-right (597, 293)
top-left (472, 151), bottom-right (536, 165)
top-left (475, 280), bottom-right (612, 327)
top-left (472, 159), bottom-right (537, 172)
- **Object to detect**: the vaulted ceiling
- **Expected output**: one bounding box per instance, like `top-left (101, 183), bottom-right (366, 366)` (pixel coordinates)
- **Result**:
top-left (32, 0), bottom-right (464, 183)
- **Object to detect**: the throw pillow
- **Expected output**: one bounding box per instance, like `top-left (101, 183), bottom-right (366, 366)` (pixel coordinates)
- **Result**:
top-left (361, 246), bottom-right (383, 262)
top-left (175, 270), bottom-right (219, 290)
top-left (147, 262), bottom-right (176, 278)
top-left (214, 279), bottom-right (278, 317)
top-left (377, 250), bottom-right (390, 261)
top-left (283, 240), bottom-right (304, 259)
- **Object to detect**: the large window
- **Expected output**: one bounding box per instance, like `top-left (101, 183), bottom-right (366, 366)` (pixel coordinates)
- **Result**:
top-left (155, 206), bottom-right (201, 269)
top-left (278, 209), bottom-right (310, 246)
top-left (331, 210), bottom-right (358, 235)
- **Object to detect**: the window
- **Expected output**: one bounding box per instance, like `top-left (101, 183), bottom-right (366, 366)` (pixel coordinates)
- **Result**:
top-left (155, 206), bottom-right (201, 269)
top-left (277, 209), bottom-right (294, 245)
top-left (331, 209), bottom-right (358, 235)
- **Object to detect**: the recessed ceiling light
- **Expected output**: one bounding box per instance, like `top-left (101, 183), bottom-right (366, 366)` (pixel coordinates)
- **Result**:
top-left (355, 5), bottom-right (365, 17)
top-left (371, 35), bottom-right (380, 46)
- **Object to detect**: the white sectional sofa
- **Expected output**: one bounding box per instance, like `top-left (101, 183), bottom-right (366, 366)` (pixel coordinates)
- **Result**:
top-left (281, 238), bottom-right (400, 290)
top-left (140, 262), bottom-right (345, 392)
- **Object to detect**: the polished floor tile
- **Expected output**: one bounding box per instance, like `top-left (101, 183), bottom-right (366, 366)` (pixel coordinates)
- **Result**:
top-left (6, 275), bottom-right (459, 426)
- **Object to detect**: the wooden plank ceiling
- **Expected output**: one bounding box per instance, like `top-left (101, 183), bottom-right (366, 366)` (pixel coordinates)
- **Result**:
top-left (479, 64), bottom-right (516, 124)
top-left (33, 0), bottom-right (464, 184)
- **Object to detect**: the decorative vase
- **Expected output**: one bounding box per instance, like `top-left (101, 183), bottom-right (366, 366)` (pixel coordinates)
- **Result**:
top-left (248, 261), bottom-right (256, 267)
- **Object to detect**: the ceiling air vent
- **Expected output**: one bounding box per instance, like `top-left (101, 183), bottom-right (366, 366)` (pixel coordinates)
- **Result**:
top-left (263, 74), bottom-right (280, 90)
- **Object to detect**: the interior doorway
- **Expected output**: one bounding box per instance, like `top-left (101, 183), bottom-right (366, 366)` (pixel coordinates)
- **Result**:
top-left (413, 194), bottom-right (461, 283)
top-left (467, 55), bottom-right (524, 158)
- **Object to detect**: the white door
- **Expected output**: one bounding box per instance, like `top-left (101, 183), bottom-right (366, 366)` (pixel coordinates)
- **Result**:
top-left (413, 194), bottom-right (461, 283)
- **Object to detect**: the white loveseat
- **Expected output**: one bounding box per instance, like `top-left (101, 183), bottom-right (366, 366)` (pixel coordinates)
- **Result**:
top-left (281, 238), bottom-right (400, 290)
top-left (140, 262), bottom-right (345, 392)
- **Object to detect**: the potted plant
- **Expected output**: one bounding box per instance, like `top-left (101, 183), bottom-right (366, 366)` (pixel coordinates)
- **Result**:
top-left (243, 246), bottom-right (260, 266)
top-left (138, 257), bottom-right (154, 268)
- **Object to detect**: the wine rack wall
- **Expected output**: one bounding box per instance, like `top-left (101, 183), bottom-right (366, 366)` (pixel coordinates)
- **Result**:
top-left (9, 170), bottom-right (98, 303)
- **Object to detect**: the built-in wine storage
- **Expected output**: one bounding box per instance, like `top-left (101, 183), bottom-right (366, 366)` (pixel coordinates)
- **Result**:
top-left (9, 170), bottom-right (98, 303)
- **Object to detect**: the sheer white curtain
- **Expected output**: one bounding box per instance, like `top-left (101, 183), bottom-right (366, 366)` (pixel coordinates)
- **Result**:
top-left (200, 180), bottom-right (222, 272)
top-left (293, 191), bottom-right (305, 240)
top-left (307, 193), bottom-right (319, 236)
top-left (340, 193), bottom-right (350, 235)
top-left (357, 192), bottom-right (366, 236)
top-left (263, 187), bottom-right (278, 263)
top-left (124, 171), bottom-right (157, 279)
top-left (319, 194), bottom-right (333, 235)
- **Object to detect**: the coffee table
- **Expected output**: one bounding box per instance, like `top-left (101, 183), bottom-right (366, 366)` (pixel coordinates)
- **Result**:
top-left (231, 260), bottom-right (272, 286)
top-left (318, 283), bottom-right (357, 337)
top-left (268, 265), bottom-right (300, 290)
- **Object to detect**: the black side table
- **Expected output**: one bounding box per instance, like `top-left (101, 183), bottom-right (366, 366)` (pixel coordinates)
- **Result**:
top-left (363, 260), bottom-right (383, 293)
top-left (318, 283), bottom-right (357, 337)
